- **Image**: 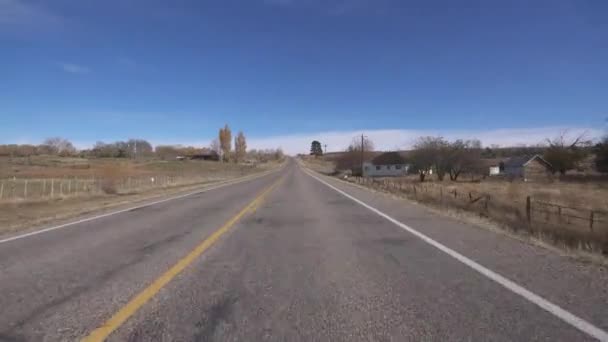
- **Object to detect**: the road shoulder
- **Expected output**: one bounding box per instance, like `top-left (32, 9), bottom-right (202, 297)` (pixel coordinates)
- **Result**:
top-left (302, 166), bottom-right (608, 335)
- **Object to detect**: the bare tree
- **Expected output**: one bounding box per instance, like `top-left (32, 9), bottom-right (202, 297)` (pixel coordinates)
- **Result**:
top-left (42, 137), bottom-right (76, 156)
top-left (210, 138), bottom-right (221, 155)
top-left (410, 136), bottom-right (450, 181)
top-left (234, 131), bottom-right (247, 163)
top-left (247, 148), bottom-right (284, 162)
top-left (154, 145), bottom-right (178, 160)
top-left (544, 131), bottom-right (591, 175)
top-left (447, 139), bottom-right (482, 181)
top-left (126, 139), bottom-right (153, 159)
top-left (596, 135), bottom-right (608, 173)
top-left (335, 136), bottom-right (375, 175)
top-left (219, 124), bottom-right (232, 162)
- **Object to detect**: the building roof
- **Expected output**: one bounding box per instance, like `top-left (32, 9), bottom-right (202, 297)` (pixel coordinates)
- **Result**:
top-left (371, 152), bottom-right (406, 165)
top-left (504, 154), bottom-right (552, 169)
top-left (190, 150), bottom-right (219, 159)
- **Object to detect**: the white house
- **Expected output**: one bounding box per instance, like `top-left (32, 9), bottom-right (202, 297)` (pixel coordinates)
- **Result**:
top-left (489, 165), bottom-right (501, 176)
top-left (362, 152), bottom-right (410, 177)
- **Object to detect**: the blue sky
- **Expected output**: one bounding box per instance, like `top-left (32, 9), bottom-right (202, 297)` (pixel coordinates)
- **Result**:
top-left (1, 0), bottom-right (607, 153)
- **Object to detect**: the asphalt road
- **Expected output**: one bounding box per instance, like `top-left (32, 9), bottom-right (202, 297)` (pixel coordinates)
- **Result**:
top-left (1, 160), bottom-right (607, 341)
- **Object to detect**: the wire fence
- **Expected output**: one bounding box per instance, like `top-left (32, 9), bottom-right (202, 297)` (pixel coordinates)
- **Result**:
top-left (0, 175), bottom-right (228, 202)
top-left (527, 199), bottom-right (606, 232)
top-left (347, 176), bottom-right (608, 251)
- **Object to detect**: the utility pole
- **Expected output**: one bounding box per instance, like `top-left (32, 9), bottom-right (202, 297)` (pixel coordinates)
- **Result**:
top-left (360, 134), bottom-right (365, 176)
top-left (324, 144), bottom-right (327, 154)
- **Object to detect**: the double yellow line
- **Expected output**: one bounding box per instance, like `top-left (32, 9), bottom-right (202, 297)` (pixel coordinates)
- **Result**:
top-left (83, 177), bottom-right (283, 341)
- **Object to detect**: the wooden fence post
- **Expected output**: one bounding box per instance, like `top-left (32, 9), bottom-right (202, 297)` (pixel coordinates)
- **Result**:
top-left (68, 179), bottom-right (72, 195)
top-left (590, 211), bottom-right (594, 232)
top-left (51, 179), bottom-right (54, 198)
top-left (24, 179), bottom-right (28, 199)
top-left (0, 179), bottom-right (4, 199)
top-left (42, 179), bottom-right (46, 198)
top-left (526, 196), bottom-right (531, 223)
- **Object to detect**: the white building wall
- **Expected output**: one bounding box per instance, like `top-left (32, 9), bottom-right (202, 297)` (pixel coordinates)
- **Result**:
top-left (363, 162), bottom-right (409, 177)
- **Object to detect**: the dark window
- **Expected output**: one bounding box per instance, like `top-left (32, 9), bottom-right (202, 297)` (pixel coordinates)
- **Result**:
top-left (387, 165), bottom-right (391, 170)
top-left (396, 165), bottom-right (402, 169)
top-left (376, 165), bottom-right (381, 170)
top-left (364, 166), bottom-right (369, 170)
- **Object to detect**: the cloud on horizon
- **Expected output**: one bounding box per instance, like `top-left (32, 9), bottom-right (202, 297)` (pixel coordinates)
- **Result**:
top-left (65, 126), bottom-right (603, 155)
top-left (0, 0), bottom-right (62, 34)
top-left (8, 126), bottom-right (603, 155)
top-left (243, 126), bottom-right (603, 155)
top-left (58, 62), bottom-right (90, 74)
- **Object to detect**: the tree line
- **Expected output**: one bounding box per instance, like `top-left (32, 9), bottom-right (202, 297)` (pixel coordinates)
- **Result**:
top-left (0, 124), bottom-right (284, 163)
top-left (315, 131), bottom-right (608, 181)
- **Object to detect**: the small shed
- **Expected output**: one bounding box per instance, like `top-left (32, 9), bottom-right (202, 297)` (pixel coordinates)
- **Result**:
top-left (362, 152), bottom-right (410, 177)
top-left (503, 155), bottom-right (553, 181)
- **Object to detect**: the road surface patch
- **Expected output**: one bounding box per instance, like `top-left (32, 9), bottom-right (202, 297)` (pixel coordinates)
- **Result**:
top-left (304, 169), bottom-right (608, 342)
top-left (81, 177), bottom-right (283, 342)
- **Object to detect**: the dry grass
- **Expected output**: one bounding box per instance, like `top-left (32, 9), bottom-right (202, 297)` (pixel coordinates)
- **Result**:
top-left (0, 156), bottom-right (262, 179)
top-left (300, 157), bottom-right (608, 255)
top-left (299, 156), bottom-right (337, 175)
top-left (0, 156), bottom-right (277, 201)
top-left (0, 156), bottom-right (281, 234)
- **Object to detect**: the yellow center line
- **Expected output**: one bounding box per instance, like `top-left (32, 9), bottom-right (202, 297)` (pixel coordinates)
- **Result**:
top-left (82, 177), bottom-right (283, 342)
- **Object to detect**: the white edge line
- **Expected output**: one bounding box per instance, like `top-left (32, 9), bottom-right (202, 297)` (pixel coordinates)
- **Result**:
top-left (0, 168), bottom-right (282, 245)
top-left (303, 167), bottom-right (608, 342)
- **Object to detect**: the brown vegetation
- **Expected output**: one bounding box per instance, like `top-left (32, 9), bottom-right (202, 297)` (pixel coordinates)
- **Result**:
top-left (234, 131), bottom-right (247, 163)
top-left (349, 175), bottom-right (608, 254)
top-left (0, 156), bottom-right (283, 234)
top-left (543, 132), bottom-right (592, 175)
top-left (219, 124), bottom-right (232, 162)
top-left (335, 136), bottom-right (375, 175)
top-left (301, 156), bottom-right (608, 255)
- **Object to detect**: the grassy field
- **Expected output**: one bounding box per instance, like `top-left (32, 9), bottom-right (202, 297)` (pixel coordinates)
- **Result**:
top-left (301, 156), bottom-right (608, 255)
top-left (0, 156), bottom-right (281, 234)
top-left (0, 155), bottom-right (261, 178)
top-left (0, 156), bottom-right (276, 201)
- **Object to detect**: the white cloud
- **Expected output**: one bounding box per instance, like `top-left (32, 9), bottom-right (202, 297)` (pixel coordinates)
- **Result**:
top-left (243, 126), bottom-right (603, 155)
top-left (0, 0), bottom-right (61, 31)
top-left (59, 62), bottom-right (90, 74)
top-left (26, 126), bottom-right (604, 156)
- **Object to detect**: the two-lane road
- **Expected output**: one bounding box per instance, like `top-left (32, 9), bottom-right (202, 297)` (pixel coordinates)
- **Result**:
top-left (1, 160), bottom-right (607, 341)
